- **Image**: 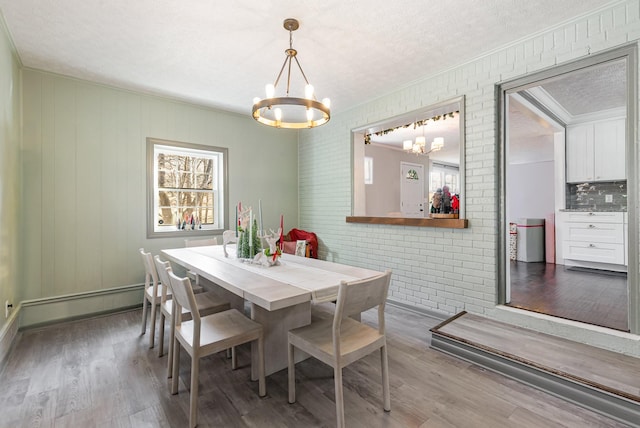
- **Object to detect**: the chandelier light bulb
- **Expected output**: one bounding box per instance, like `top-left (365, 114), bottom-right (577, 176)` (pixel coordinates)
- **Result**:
top-left (274, 108), bottom-right (283, 121)
top-left (305, 84), bottom-right (314, 99)
top-left (306, 108), bottom-right (314, 121)
top-left (265, 83), bottom-right (275, 98)
top-left (415, 136), bottom-right (426, 147)
top-left (322, 98), bottom-right (330, 108)
top-left (403, 140), bottom-right (413, 151)
top-left (252, 97), bottom-right (261, 106)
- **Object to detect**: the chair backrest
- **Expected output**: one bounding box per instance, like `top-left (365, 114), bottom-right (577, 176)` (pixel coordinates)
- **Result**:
top-left (153, 255), bottom-right (173, 303)
top-left (139, 248), bottom-right (160, 294)
top-left (167, 270), bottom-right (201, 345)
top-left (333, 270), bottom-right (391, 333)
top-left (185, 237), bottom-right (218, 247)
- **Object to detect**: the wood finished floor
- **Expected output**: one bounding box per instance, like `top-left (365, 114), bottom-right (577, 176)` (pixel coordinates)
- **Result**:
top-left (433, 312), bottom-right (640, 403)
top-left (0, 305), bottom-right (629, 427)
top-left (509, 261), bottom-right (628, 331)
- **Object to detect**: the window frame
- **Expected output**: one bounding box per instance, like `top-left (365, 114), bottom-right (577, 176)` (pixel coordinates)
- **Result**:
top-left (146, 137), bottom-right (229, 239)
top-left (364, 156), bottom-right (373, 185)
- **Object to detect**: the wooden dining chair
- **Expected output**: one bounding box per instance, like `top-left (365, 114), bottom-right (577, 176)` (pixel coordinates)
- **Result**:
top-left (184, 237), bottom-right (218, 291)
top-left (287, 270), bottom-right (392, 428)
top-left (139, 248), bottom-right (172, 349)
top-left (167, 270), bottom-right (266, 428)
top-left (154, 256), bottom-right (231, 376)
top-left (184, 237), bottom-right (218, 247)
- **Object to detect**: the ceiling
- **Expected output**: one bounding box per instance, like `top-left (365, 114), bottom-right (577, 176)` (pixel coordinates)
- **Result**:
top-left (0, 0), bottom-right (617, 118)
top-left (508, 58), bottom-right (627, 164)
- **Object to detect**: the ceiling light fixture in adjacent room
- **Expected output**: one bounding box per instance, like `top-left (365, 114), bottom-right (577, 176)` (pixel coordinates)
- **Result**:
top-left (252, 18), bottom-right (330, 129)
top-left (403, 127), bottom-right (444, 156)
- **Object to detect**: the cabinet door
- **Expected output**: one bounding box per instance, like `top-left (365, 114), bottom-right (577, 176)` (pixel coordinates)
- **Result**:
top-left (594, 118), bottom-right (625, 181)
top-left (566, 124), bottom-right (594, 182)
top-left (562, 241), bottom-right (625, 265)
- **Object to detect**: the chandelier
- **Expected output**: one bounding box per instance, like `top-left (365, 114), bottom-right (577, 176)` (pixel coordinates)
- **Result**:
top-left (403, 135), bottom-right (444, 156)
top-left (252, 18), bottom-right (330, 129)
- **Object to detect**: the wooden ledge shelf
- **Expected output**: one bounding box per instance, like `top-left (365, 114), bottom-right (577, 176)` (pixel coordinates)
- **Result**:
top-left (346, 216), bottom-right (468, 229)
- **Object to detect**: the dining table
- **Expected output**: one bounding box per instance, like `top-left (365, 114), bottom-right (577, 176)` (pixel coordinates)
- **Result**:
top-left (161, 244), bottom-right (384, 377)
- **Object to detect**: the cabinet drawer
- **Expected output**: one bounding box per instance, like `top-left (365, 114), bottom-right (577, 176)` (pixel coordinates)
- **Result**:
top-left (564, 211), bottom-right (623, 223)
top-left (565, 222), bottom-right (624, 244)
top-left (562, 241), bottom-right (625, 265)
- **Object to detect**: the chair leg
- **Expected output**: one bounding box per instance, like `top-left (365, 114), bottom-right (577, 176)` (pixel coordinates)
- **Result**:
top-left (231, 346), bottom-right (237, 370)
top-left (381, 345), bottom-right (391, 412)
top-left (287, 342), bottom-right (296, 404)
top-left (149, 303), bottom-right (157, 349)
top-left (334, 366), bottom-right (345, 428)
top-left (258, 335), bottom-right (266, 397)
top-left (158, 312), bottom-right (165, 357)
top-left (171, 338), bottom-right (180, 395)
top-left (140, 296), bottom-right (148, 335)
top-left (167, 310), bottom-right (176, 378)
top-left (189, 355), bottom-right (199, 428)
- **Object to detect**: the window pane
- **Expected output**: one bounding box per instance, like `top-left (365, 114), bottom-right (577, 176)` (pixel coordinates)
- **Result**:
top-left (149, 138), bottom-right (226, 237)
top-left (194, 172), bottom-right (213, 190)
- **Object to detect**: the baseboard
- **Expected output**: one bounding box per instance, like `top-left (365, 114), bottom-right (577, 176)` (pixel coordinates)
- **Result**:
top-left (19, 284), bottom-right (144, 328)
top-left (0, 302), bottom-right (21, 372)
top-left (387, 298), bottom-right (448, 321)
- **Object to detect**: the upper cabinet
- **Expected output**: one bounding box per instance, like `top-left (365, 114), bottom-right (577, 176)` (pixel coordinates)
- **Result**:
top-left (566, 117), bottom-right (626, 182)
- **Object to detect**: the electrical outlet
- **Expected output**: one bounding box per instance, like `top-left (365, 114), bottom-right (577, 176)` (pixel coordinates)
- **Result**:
top-left (606, 194), bottom-right (613, 203)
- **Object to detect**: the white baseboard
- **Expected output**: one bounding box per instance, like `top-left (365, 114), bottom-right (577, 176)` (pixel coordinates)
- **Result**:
top-left (0, 302), bottom-right (21, 370)
top-left (19, 284), bottom-right (144, 328)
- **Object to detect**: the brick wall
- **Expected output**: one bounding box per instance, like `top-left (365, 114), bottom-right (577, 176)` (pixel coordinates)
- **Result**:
top-left (298, 1), bottom-right (640, 319)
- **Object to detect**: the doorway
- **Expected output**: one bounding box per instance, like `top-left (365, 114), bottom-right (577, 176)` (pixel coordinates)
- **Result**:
top-left (498, 46), bottom-right (638, 333)
top-left (401, 162), bottom-right (425, 217)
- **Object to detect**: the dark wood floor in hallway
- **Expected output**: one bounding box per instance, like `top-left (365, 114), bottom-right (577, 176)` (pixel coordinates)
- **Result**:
top-left (509, 261), bottom-right (628, 331)
top-left (0, 305), bottom-right (629, 427)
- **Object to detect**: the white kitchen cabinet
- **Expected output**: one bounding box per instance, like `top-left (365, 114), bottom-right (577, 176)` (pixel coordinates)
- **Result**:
top-left (559, 211), bottom-right (626, 268)
top-left (566, 118), bottom-right (626, 182)
top-left (566, 124), bottom-right (594, 182)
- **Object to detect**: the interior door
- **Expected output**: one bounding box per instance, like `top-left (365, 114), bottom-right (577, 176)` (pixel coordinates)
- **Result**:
top-left (401, 162), bottom-right (425, 217)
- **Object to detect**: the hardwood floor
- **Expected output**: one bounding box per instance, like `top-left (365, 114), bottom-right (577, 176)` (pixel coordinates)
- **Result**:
top-left (0, 305), bottom-right (628, 427)
top-left (509, 261), bottom-right (628, 331)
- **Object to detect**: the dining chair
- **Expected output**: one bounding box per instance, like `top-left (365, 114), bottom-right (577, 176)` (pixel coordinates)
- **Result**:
top-left (287, 270), bottom-right (392, 428)
top-left (184, 237), bottom-right (218, 247)
top-left (139, 248), bottom-right (172, 349)
top-left (167, 270), bottom-right (266, 428)
top-left (154, 256), bottom-right (231, 377)
top-left (184, 237), bottom-right (218, 291)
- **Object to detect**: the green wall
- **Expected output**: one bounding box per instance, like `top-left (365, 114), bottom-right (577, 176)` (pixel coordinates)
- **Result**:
top-left (19, 69), bottom-right (299, 325)
top-left (0, 13), bottom-right (20, 334)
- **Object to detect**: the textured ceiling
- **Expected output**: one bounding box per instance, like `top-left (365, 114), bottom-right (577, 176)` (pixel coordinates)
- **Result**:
top-left (541, 59), bottom-right (627, 116)
top-left (0, 0), bottom-right (617, 116)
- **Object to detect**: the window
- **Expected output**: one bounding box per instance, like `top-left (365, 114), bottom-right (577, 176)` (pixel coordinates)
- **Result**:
top-left (364, 156), bottom-right (373, 184)
top-left (429, 162), bottom-right (459, 194)
top-left (147, 138), bottom-right (228, 238)
top-left (350, 96), bottom-right (466, 225)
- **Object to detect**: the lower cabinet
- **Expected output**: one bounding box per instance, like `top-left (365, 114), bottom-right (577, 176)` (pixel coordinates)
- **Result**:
top-left (559, 211), bottom-right (626, 268)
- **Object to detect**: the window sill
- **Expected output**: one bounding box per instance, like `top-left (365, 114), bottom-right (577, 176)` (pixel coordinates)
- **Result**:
top-left (346, 216), bottom-right (468, 229)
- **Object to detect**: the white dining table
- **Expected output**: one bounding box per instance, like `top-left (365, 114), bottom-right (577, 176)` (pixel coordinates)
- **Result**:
top-left (161, 245), bottom-right (383, 377)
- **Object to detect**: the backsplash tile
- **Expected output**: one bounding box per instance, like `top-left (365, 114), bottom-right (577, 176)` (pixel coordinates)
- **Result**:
top-left (566, 181), bottom-right (627, 211)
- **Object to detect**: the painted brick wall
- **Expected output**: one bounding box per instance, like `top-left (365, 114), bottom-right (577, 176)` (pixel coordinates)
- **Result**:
top-left (298, 1), bottom-right (639, 320)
